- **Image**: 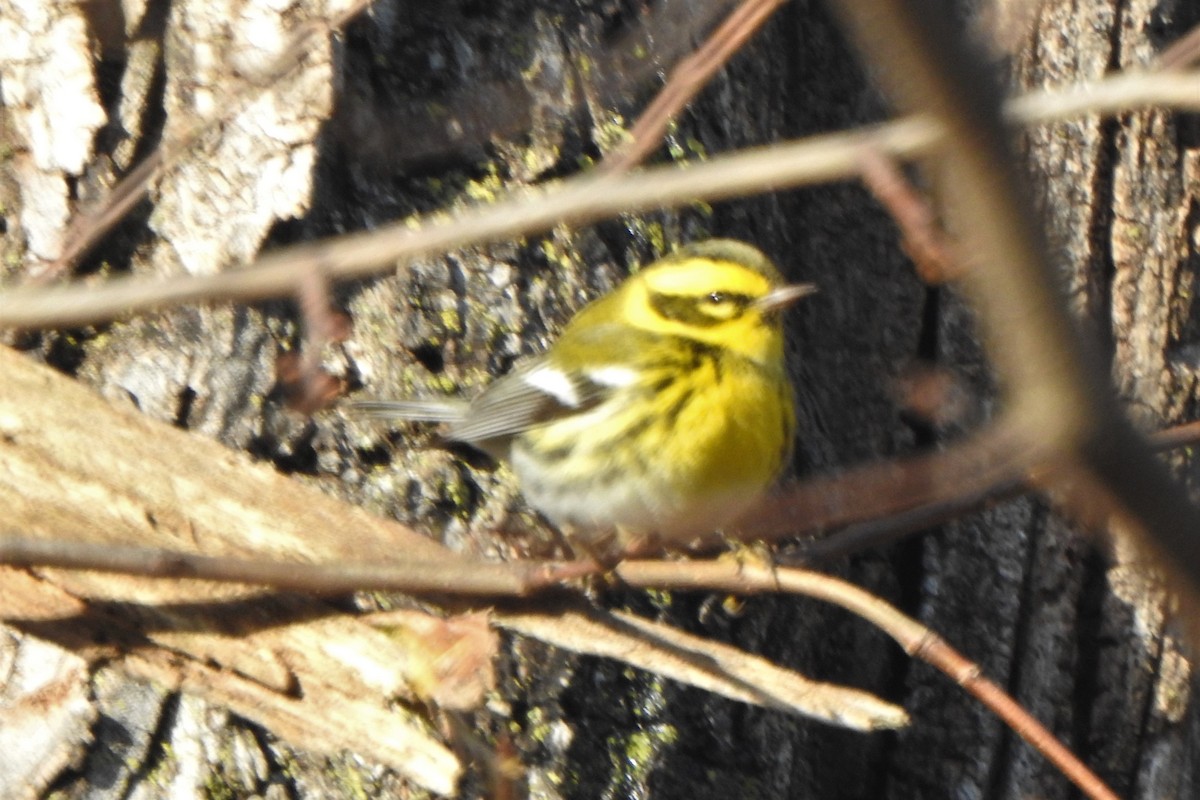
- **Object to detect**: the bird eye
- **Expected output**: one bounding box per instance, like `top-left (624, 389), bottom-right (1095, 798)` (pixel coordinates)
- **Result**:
top-left (707, 291), bottom-right (727, 304)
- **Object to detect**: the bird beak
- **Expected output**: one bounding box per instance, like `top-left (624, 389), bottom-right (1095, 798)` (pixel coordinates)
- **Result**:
top-left (755, 283), bottom-right (818, 314)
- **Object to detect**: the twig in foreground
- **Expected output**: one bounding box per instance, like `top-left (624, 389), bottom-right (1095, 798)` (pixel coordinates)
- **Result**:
top-left (0, 535), bottom-right (596, 597)
top-left (614, 559), bottom-right (1120, 800)
top-left (857, 146), bottom-right (960, 284)
top-left (2, 530), bottom-right (1113, 796)
top-left (602, 0), bottom-right (786, 173)
top-left (3, 70), bottom-right (1198, 330)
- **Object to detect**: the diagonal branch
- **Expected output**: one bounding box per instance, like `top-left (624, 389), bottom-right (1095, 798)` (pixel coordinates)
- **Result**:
top-left (601, 0), bottom-right (786, 173)
top-left (824, 0), bottom-right (1200, 637)
top-left (1, 70), bottom-right (1197, 330)
top-left (613, 559), bottom-right (1120, 800)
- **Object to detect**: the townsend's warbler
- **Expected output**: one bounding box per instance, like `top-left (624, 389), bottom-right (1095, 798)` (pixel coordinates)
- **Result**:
top-left (353, 239), bottom-right (815, 552)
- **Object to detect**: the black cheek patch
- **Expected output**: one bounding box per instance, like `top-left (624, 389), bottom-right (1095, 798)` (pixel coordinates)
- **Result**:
top-left (649, 292), bottom-right (754, 326)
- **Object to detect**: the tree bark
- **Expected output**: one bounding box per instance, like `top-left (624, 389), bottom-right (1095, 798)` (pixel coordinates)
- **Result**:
top-left (0, 0), bottom-right (1195, 798)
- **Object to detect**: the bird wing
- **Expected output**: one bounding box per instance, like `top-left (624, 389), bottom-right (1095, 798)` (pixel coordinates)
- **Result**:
top-left (448, 323), bottom-right (646, 445)
top-left (348, 398), bottom-right (470, 423)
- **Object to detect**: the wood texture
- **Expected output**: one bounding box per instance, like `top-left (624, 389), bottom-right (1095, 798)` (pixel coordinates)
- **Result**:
top-left (0, 0), bottom-right (1196, 797)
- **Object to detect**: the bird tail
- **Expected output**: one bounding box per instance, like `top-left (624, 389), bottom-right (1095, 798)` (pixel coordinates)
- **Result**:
top-left (348, 398), bottom-right (469, 424)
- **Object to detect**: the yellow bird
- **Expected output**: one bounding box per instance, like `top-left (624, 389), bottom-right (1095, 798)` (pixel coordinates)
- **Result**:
top-left (353, 239), bottom-right (815, 552)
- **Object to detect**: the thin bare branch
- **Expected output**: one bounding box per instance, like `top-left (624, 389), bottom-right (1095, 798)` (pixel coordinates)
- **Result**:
top-left (0, 535), bottom-right (596, 597)
top-left (10, 323), bottom-right (1200, 585)
top-left (1003, 69), bottom-right (1200, 120)
top-left (276, 266), bottom-right (349, 414)
top-left (1150, 419), bottom-right (1200, 452)
top-left (780, 404), bottom-right (1200, 566)
top-left (1157, 23), bottom-right (1200, 71)
top-left (2, 70), bottom-right (1198, 330)
top-left (825, 0), bottom-right (1200, 628)
top-left (602, 0), bottom-right (786, 173)
top-left (737, 417), bottom-right (1035, 543)
top-left (614, 560), bottom-right (1120, 800)
top-left (857, 146), bottom-right (960, 283)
